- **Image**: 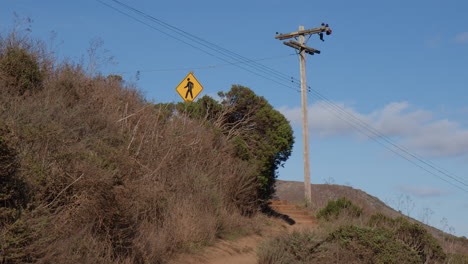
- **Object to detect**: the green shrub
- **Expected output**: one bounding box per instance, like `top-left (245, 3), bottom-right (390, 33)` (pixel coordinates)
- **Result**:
top-left (1, 219), bottom-right (34, 263)
top-left (327, 225), bottom-right (421, 264)
top-left (316, 197), bottom-right (363, 220)
top-left (258, 231), bottom-right (320, 264)
top-left (448, 253), bottom-right (468, 264)
top-left (258, 226), bottom-right (424, 264)
top-left (0, 46), bottom-right (44, 95)
top-left (0, 137), bottom-right (27, 226)
top-left (369, 213), bottom-right (446, 263)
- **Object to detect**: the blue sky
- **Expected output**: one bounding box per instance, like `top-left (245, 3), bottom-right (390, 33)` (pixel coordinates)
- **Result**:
top-left (3, 0), bottom-right (467, 236)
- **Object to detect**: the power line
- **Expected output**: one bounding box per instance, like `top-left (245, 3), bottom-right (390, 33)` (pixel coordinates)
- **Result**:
top-left (276, 23), bottom-right (468, 194)
top-left (103, 0), bottom-right (299, 89)
top-left (287, 76), bottom-right (468, 190)
top-left (112, 54), bottom-right (295, 74)
top-left (97, 0), bottom-right (300, 93)
top-left (97, 0), bottom-right (468, 193)
top-left (289, 73), bottom-right (468, 190)
top-left (108, 0), bottom-right (299, 83)
top-left (304, 92), bottom-right (468, 193)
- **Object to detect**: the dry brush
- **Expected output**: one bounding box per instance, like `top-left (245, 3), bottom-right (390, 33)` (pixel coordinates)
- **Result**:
top-left (0, 32), bottom-right (261, 264)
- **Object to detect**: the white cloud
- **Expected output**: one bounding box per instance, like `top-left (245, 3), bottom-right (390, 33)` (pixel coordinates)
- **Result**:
top-left (280, 102), bottom-right (367, 137)
top-left (280, 101), bottom-right (468, 157)
top-left (369, 102), bottom-right (433, 137)
top-left (397, 185), bottom-right (451, 198)
top-left (404, 120), bottom-right (468, 157)
top-left (455, 32), bottom-right (468, 44)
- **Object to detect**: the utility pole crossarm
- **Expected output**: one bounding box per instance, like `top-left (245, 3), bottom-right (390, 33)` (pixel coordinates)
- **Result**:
top-left (283, 41), bottom-right (321, 55)
top-left (274, 26), bottom-right (327, 40)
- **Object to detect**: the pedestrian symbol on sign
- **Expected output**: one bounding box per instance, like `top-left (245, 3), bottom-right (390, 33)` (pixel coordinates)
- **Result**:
top-left (175, 72), bottom-right (204, 102)
top-left (184, 78), bottom-right (194, 99)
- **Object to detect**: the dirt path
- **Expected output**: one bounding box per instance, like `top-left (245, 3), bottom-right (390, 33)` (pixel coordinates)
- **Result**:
top-left (170, 200), bottom-right (316, 264)
top-left (170, 234), bottom-right (264, 264)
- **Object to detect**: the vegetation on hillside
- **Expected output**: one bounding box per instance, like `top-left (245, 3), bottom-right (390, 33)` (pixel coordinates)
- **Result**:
top-left (258, 198), bottom-right (468, 264)
top-left (0, 29), bottom-right (290, 263)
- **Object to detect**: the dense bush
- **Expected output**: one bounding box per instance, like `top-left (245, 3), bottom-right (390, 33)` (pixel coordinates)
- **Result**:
top-left (0, 136), bottom-right (27, 226)
top-left (258, 223), bottom-right (446, 264)
top-left (258, 226), bottom-right (422, 264)
top-left (448, 253), bottom-right (468, 264)
top-left (326, 225), bottom-right (421, 264)
top-left (258, 231), bottom-right (319, 264)
top-left (316, 197), bottom-right (363, 220)
top-left (0, 45), bottom-right (44, 95)
top-left (369, 213), bottom-right (446, 263)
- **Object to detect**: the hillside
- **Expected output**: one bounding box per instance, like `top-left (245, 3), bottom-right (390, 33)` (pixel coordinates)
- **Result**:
top-left (272, 180), bottom-right (468, 262)
top-left (274, 180), bottom-right (400, 217)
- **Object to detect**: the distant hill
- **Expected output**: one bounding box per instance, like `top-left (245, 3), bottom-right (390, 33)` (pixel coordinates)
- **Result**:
top-left (274, 180), bottom-right (400, 217)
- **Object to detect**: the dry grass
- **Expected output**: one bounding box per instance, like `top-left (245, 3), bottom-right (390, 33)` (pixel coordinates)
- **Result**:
top-left (0, 32), bottom-right (261, 263)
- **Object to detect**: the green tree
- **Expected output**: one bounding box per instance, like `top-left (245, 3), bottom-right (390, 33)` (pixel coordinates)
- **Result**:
top-left (217, 85), bottom-right (294, 200)
top-left (176, 95), bottom-right (222, 121)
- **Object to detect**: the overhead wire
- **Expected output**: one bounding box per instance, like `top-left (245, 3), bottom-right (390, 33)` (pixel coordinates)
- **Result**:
top-left (98, 0), bottom-right (301, 93)
top-left (278, 35), bottom-right (468, 189)
top-left (305, 89), bottom-right (468, 189)
top-left (285, 72), bottom-right (468, 190)
top-left (285, 56), bottom-right (468, 189)
top-left (98, 0), bottom-right (468, 192)
top-left (103, 0), bottom-right (300, 92)
top-left (302, 89), bottom-right (468, 193)
top-left (108, 0), bottom-right (300, 84)
top-left (112, 53), bottom-right (295, 74)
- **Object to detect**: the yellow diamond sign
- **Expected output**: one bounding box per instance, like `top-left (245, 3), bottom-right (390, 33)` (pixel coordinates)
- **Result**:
top-left (175, 72), bottom-right (204, 102)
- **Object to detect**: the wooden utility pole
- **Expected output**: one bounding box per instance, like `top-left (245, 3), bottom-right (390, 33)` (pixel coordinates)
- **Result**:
top-left (275, 24), bottom-right (331, 204)
top-left (298, 25), bottom-right (311, 204)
